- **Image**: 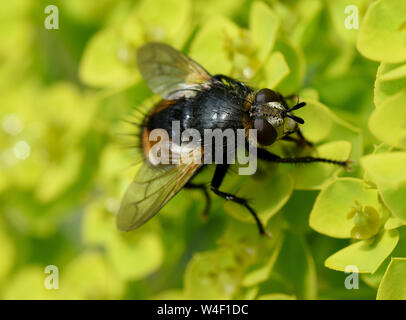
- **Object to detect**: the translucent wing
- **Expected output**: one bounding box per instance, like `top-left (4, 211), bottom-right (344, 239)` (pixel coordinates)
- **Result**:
top-left (117, 161), bottom-right (201, 231)
top-left (136, 42), bottom-right (212, 99)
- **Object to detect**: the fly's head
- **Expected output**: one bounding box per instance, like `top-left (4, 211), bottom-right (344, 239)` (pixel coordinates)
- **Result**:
top-left (249, 88), bottom-right (306, 146)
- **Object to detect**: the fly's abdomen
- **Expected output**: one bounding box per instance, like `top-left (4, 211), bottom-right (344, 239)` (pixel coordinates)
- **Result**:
top-left (142, 82), bottom-right (251, 165)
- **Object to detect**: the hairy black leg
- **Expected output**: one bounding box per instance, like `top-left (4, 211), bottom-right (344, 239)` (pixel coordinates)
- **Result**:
top-left (184, 182), bottom-right (211, 220)
top-left (257, 148), bottom-right (349, 168)
top-left (282, 129), bottom-right (314, 148)
top-left (210, 164), bottom-right (268, 236)
top-left (282, 136), bottom-right (302, 143)
top-left (296, 129), bottom-right (313, 146)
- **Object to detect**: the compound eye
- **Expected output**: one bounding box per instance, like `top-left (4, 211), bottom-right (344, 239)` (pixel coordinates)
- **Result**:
top-left (253, 118), bottom-right (277, 146)
top-left (255, 88), bottom-right (279, 104)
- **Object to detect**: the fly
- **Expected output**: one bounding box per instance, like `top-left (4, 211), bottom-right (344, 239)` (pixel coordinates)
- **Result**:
top-left (117, 42), bottom-right (351, 236)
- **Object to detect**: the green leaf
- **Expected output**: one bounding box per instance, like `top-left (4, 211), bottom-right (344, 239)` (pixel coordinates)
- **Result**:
top-left (377, 258), bottom-right (406, 299)
top-left (310, 178), bottom-right (381, 238)
top-left (295, 98), bottom-right (362, 160)
top-left (189, 16), bottom-right (241, 75)
top-left (82, 201), bottom-right (116, 245)
top-left (2, 266), bottom-right (69, 300)
top-left (0, 221), bottom-right (15, 283)
top-left (378, 63), bottom-right (406, 81)
top-left (377, 184), bottom-right (406, 224)
top-left (244, 286), bottom-right (260, 300)
top-left (62, 0), bottom-right (116, 23)
top-left (183, 248), bottom-right (240, 299)
top-left (327, 0), bottom-right (369, 43)
top-left (361, 258), bottom-right (389, 289)
top-left (365, 234), bottom-right (406, 288)
top-left (262, 51), bottom-right (290, 89)
top-left (249, 1), bottom-right (280, 63)
top-left (325, 230), bottom-right (399, 273)
top-left (374, 62), bottom-right (406, 107)
top-left (369, 90), bottom-right (406, 150)
top-left (106, 231), bottom-right (164, 280)
top-left (361, 152), bottom-right (406, 222)
top-left (273, 231), bottom-right (317, 299)
top-left (63, 252), bottom-right (124, 299)
top-left (220, 214), bottom-right (284, 259)
top-left (295, 99), bottom-right (334, 143)
top-left (241, 235), bottom-right (283, 287)
top-left (385, 215), bottom-right (405, 230)
top-left (133, 0), bottom-right (191, 46)
top-left (282, 190), bottom-right (318, 233)
top-left (79, 28), bottom-right (138, 88)
top-left (290, 0), bottom-right (323, 46)
top-left (191, 0), bottom-right (245, 24)
top-left (361, 152), bottom-right (406, 188)
top-left (273, 39), bottom-right (305, 94)
top-left (357, 0), bottom-right (406, 63)
top-left (35, 149), bottom-right (82, 202)
top-left (299, 88), bottom-right (320, 101)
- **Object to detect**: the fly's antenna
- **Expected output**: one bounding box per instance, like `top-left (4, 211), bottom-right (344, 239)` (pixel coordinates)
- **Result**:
top-left (286, 101), bottom-right (306, 124)
top-left (288, 101), bottom-right (306, 112)
top-left (286, 114), bottom-right (305, 124)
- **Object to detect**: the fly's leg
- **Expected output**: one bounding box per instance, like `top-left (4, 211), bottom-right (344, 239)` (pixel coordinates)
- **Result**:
top-left (257, 148), bottom-right (351, 170)
top-left (185, 183), bottom-right (211, 220)
top-left (282, 128), bottom-right (314, 148)
top-left (282, 136), bottom-right (301, 143)
top-left (210, 164), bottom-right (269, 236)
top-left (296, 129), bottom-right (314, 147)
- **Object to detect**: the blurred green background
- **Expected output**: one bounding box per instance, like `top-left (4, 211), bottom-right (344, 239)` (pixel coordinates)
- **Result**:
top-left (0, 0), bottom-right (405, 300)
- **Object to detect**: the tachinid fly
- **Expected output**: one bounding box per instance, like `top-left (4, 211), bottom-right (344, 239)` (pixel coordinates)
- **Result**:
top-left (117, 42), bottom-right (350, 235)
